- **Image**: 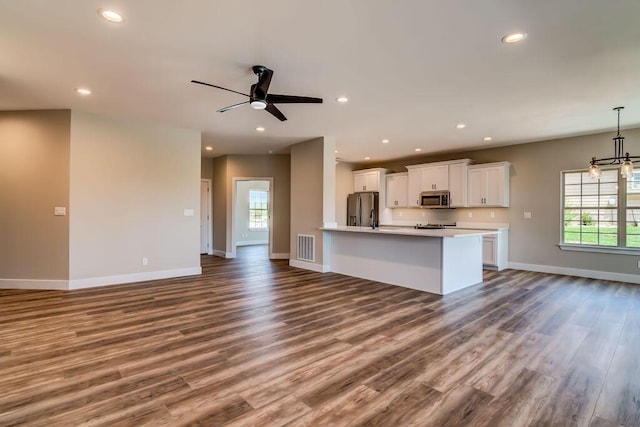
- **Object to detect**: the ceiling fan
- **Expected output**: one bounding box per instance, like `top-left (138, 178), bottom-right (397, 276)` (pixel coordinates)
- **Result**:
top-left (191, 65), bottom-right (323, 121)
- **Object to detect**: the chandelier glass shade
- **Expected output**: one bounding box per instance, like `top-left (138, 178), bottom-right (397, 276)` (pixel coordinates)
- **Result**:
top-left (589, 106), bottom-right (638, 180)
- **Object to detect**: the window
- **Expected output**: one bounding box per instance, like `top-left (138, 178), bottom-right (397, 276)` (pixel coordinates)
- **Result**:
top-left (249, 190), bottom-right (268, 230)
top-left (561, 168), bottom-right (640, 250)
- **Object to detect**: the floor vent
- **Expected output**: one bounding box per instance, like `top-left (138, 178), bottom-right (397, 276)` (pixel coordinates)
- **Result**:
top-left (297, 234), bottom-right (315, 262)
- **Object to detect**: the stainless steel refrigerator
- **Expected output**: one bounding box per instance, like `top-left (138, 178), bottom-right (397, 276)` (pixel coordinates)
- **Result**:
top-left (347, 191), bottom-right (379, 227)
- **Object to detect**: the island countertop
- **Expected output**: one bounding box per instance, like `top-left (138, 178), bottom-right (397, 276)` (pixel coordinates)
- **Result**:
top-left (320, 225), bottom-right (497, 238)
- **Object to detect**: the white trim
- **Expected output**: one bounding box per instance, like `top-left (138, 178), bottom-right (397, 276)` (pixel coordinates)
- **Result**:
top-left (559, 243), bottom-right (640, 256)
top-left (213, 249), bottom-right (234, 258)
top-left (231, 177), bottom-right (275, 259)
top-left (289, 259), bottom-right (330, 273)
top-left (201, 179), bottom-right (213, 255)
top-left (509, 262), bottom-right (640, 285)
top-left (271, 252), bottom-right (290, 259)
top-left (323, 221), bottom-right (338, 228)
top-left (236, 240), bottom-right (269, 246)
top-left (68, 267), bottom-right (202, 289)
top-left (0, 278), bottom-right (69, 290)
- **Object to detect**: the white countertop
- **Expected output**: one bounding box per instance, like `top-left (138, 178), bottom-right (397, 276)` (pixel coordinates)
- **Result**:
top-left (380, 221), bottom-right (509, 231)
top-left (320, 225), bottom-right (497, 238)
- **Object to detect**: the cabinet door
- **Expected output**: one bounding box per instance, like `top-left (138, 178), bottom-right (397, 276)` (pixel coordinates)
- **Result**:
top-left (482, 236), bottom-right (497, 266)
top-left (484, 167), bottom-right (505, 206)
top-left (407, 169), bottom-right (422, 207)
top-left (467, 168), bottom-right (486, 206)
top-left (421, 165), bottom-right (449, 191)
top-left (386, 175), bottom-right (408, 208)
top-left (448, 163), bottom-right (466, 207)
top-left (354, 171), bottom-right (379, 192)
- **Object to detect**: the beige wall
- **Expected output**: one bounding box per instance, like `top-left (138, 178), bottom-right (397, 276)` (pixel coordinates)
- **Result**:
top-left (210, 154), bottom-right (291, 256)
top-left (235, 180), bottom-right (269, 245)
top-left (0, 110), bottom-right (71, 280)
top-left (212, 156), bottom-right (227, 253)
top-left (363, 128), bottom-right (640, 276)
top-left (201, 157), bottom-right (213, 180)
top-left (335, 161), bottom-right (355, 226)
top-left (69, 111), bottom-right (202, 280)
top-left (290, 137), bottom-right (335, 266)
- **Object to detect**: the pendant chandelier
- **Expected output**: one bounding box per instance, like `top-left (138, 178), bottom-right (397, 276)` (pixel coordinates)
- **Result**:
top-left (589, 106), bottom-right (637, 179)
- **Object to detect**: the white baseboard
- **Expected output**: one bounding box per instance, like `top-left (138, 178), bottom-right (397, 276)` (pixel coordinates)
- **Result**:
top-left (236, 240), bottom-right (268, 247)
top-left (0, 278), bottom-right (69, 290)
top-left (289, 259), bottom-right (330, 273)
top-left (509, 262), bottom-right (640, 285)
top-left (271, 252), bottom-right (290, 260)
top-left (68, 267), bottom-right (202, 290)
top-left (213, 249), bottom-right (234, 258)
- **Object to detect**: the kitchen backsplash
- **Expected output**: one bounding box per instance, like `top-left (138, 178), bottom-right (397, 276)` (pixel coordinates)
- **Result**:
top-left (389, 207), bottom-right (510, 225)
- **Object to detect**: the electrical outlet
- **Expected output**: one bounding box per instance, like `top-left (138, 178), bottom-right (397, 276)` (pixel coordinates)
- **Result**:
top-left (142, 257), bottom-right (148, 266)
top-left (490, 211), bottom-right (495, 218)
top-left (421, 212), bottom-right (426, 217)
top-left (524, 212), bottom-right (532, 219)
top-left (468, 212), bottom-right (473, 218)
top-left (637, 260), bottom-right (640, 269)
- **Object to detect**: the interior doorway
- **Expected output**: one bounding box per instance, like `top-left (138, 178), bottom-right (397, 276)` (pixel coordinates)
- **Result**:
top-left (200, 179), bottom-right (212, 255)
top-left (231, 177), bottom-right (274, 259)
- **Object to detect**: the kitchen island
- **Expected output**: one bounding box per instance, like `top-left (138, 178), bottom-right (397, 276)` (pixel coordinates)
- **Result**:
top-left (321, 226), bottom-right (497, 295)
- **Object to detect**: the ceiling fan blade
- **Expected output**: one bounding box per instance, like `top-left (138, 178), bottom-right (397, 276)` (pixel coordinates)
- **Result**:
top-left (265, 104), bottom-right (287, 121)
top-left (217, 101), bottom-right (250, 113)
top-left (266, 94), bottom-right (323, 104)
top-left (191, 80), bottom-right (249, 97)
top-left (253, 65), bottom-right (273, 98)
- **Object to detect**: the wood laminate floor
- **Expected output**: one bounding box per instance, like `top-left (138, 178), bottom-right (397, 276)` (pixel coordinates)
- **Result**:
top-left (1, 245), bottom-right (639, 426)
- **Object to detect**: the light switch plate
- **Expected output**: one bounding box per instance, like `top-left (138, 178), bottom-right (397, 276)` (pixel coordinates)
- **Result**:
top-left (184, 209), bottom-right (194, 217)
top-left (524, 212), bottom-right (532, 219)
top-left (54, 207), bottom-right (66, 216)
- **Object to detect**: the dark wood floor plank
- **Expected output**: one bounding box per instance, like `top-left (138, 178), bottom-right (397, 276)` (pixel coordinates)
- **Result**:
top-left (0, 246), bottom-right (635, 426)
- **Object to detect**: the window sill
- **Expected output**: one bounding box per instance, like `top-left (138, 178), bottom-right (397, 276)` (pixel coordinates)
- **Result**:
top-left (249, 228), bottom-right (268, 232)
top-left (559, 243), bottom-right (640, 255)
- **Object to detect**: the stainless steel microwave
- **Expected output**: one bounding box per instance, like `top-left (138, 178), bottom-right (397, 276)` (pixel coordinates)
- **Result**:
top-left (419, 191), bottom-right (450, 208)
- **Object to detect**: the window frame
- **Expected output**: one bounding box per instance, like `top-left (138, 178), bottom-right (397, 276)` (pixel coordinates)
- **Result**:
top-left (559, 167), bottom-right (640, 254)
top-left (248, 190), bottom-right (269, 231)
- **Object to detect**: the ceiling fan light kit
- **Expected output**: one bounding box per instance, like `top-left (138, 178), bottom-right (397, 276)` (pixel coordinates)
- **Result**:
top-left (191, 65), bottom-right (323, 121)
top-left (589, 106), bottom-right (637, 179)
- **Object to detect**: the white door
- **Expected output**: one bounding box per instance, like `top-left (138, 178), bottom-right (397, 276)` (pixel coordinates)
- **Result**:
top-left (200, 180), bottom-right (210, 254)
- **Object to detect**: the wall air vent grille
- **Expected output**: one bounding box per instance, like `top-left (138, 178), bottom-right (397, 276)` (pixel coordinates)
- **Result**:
top-left (297, 234), bottom-right (315, 262)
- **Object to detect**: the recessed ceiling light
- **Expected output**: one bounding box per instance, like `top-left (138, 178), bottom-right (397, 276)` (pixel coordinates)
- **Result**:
top-left (205, 146), bottom-right (213, 151)
top-left (75, 88), bottom-right (91, 96)
top-left (98, 9), bottom-right (123, 23)
top-left (483, 136), bottom-right (493, 141)
top-left (501, 32), bottom-right (526, 44)
top-left (336, 96), bottom-right (349, 103)
top-left (364, 156), bottom-right (371, 160)
top-left (414, 148), bottom-right (422, 152)
top-left (335, 150), bottom-right (338, 153)
top-left (382, 139), bottom-right (390, 144)
top-left (456, 123), bottom-right (466, 129)
top-left (256, 126), bottom-right (265, 132)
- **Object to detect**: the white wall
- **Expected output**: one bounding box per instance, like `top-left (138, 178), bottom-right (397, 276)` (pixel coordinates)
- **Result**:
top-left (335, 161), bottom-right (355, 226)
top-left (235, 180), bottom-right (269, 246)
top-left (69, 111), bottom-right (202, 284)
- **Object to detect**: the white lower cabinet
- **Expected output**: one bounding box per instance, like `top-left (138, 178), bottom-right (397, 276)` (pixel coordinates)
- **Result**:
top-left (482, 230), bottom-right (508, 271)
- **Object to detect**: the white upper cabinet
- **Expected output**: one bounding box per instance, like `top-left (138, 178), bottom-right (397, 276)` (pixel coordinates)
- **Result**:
top-left (421, 165), bottom-right (449, 191)
top-left (385, 173), bottom-right (408, 208)
top-left (353, 170), bottom-right (381, 192)
top-left (448, 162), bottom-right (468, 208)
top-left (406, 159), bottom-right (471, 207)
top-left (467, 162), bottom-right (510, 207)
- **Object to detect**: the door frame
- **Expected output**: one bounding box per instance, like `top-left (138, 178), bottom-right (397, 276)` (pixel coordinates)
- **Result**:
top-left (230, 177), bottom-right (274, 259)
top-left (201, 179), bottom-right (213, 255)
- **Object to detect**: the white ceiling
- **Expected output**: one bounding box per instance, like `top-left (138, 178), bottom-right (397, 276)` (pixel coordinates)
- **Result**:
top-left (1, 0), bottom-right (640, 162)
